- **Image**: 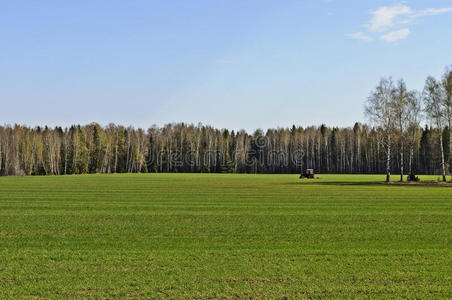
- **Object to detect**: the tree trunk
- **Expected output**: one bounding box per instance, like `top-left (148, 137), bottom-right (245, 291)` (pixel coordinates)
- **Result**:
top-left (448, 115), bottom-right (452, 181)
top-left (408, 145), bottom-right (413, 175)
top-left (386, 134), bottom-right (391, 182)
top-left (440, 133), bottom-right (446, 182)
top-left (114, 130), bottom-right (118, 173)
top-left (400, 142), bottom-right (404, 181)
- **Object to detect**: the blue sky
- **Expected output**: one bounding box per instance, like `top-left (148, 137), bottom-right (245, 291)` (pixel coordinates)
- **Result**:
top-left (1, 0), bottom-right (452, 132)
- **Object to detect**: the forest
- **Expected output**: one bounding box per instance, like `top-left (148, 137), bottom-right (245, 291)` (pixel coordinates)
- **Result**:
top-left (1, 69), bottom-right (451, 179)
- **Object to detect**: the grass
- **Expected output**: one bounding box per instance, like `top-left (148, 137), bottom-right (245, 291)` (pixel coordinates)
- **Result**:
top-left (0, 173), bottom-right (451, 299)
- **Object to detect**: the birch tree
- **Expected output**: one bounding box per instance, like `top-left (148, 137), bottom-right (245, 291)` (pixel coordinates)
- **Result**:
top-left (392, 79), bottom-right (411, 181)
top-left (442, 69), bottom-right (452, 173)
top-left (365, 78), bottom-right (396, 182)
top-left (423, 76), bottom-right (447, 181)
top-left (406, 91), bottom-right (422, 176)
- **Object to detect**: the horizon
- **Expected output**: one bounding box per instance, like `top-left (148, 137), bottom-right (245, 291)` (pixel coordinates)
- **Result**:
top-left (2, 1), bottom-right (452, 132)
top-left (0, 119), bottom-right (428, 134)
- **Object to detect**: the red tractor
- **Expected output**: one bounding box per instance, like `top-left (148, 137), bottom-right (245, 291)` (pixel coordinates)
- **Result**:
top-left (299, 169), bottom-right (315, 179)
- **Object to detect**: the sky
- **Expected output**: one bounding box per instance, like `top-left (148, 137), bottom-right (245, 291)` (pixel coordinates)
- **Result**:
top-left (1, 0), bottom-right (452, 132)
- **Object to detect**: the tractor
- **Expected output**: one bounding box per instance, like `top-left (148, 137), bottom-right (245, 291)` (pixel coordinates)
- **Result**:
top-left (299, 169), bottom-right (315, 179)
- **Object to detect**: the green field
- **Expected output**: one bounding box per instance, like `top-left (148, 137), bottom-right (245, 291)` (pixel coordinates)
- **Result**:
top-left (0, 174), bottom-right (451, 298)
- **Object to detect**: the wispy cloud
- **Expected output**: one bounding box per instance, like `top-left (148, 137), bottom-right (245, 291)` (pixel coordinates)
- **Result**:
top-left (347, 32), bottom-right (373, 42)
top-left (348, 4), bottom-right (452, 43)
top-left (411, 7), bottom-right (452, 18)
top-left (366, 5), bottom-right (412, 32)
top-left (380, 28), bottom-right (410, 43)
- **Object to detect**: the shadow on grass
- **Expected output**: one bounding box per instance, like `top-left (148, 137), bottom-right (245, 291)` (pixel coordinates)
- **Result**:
top-left (286, 180), bottom-right (452, 187)
top-left (286, 181), bottom-right (383, 186)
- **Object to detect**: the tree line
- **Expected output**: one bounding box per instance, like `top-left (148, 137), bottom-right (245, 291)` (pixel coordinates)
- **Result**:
top-left (0, 69), bottom-right (451, 179)
top-left (365, 68), bottom-right (451, 181)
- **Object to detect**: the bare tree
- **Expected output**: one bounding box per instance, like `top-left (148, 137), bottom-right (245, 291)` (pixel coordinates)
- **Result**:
top-left (423, 76), bottom-right (447, 181)
top-left (406, 91), bottom-right (423, 176)
top-left (393, 79), bottom-right (411, 181)
top-left (365, 78), bottom-right (396, 182)
top-left (442, 68), bottom-right (452, 173)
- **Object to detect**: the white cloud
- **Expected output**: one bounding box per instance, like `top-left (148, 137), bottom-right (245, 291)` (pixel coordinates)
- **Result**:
top-left (400, 7), bottom-right (452, 24)
top-left (346, 32), bottom-right (374, 42)
top-left (366, 5), bottom-right (412, 32)
top-left (412, 7), bottom-right (452, 18)
top-left (350, 4), bottom-right (452, 43)
top-left (380, 28), bottom-right (411, 43)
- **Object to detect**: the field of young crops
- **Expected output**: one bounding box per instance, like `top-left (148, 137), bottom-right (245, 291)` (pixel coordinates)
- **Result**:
top-left (0, 173), bottom-right (451, 298)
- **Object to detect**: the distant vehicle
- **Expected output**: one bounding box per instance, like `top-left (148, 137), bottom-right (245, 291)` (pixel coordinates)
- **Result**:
top-left (299, 169), bottom-right (315, 179)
